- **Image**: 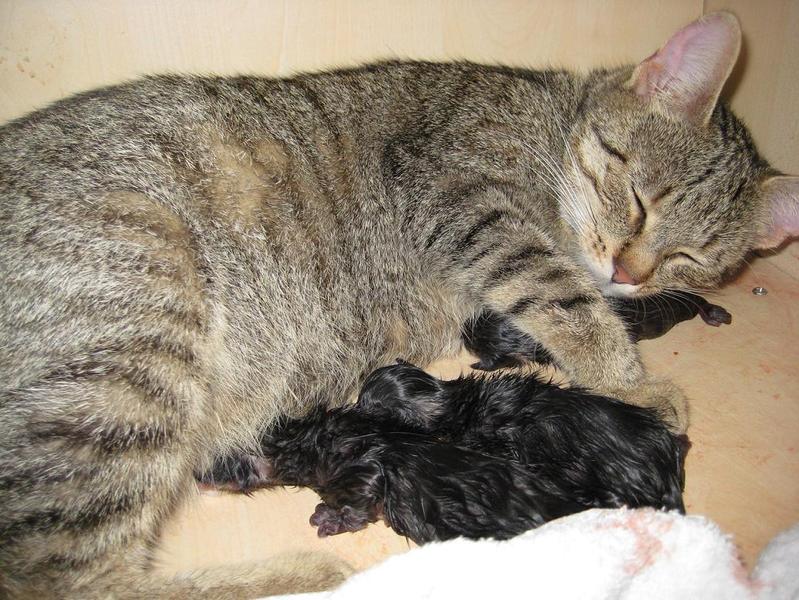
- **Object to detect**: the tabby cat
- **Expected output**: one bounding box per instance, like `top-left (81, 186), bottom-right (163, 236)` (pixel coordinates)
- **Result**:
top-left (0, 10), bottom-right (796, 599)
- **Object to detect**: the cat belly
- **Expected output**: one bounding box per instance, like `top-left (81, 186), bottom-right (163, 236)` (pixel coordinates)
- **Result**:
top-left (199, 267), bottom-right (470, 450)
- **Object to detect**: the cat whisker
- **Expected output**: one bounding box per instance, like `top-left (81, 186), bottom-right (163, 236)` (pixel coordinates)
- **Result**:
top-left (490, 105), bottom-right (592, 238)
top-left (662, 285), bottom-right (722, 298)
top-left (525, 140), bottom-right (593, 236)
top-left (657, 290), bottom-right (694, 310)
top-left (737, 253), bottom-right (769, 290)
top-left (653, 292), bottom-right (682, 327)
top-left (541, 73), bottom-right (600, 232)
top-left (515, 138), bottom-right (591, 236)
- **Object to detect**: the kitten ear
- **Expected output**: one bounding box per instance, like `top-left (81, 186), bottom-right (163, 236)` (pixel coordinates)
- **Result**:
top-left (627, 11), bottom-right (741, 125)
top-left (757, 176), bottom-right (799, 249)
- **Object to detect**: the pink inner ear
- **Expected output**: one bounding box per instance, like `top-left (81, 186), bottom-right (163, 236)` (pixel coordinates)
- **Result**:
top-left (759, 176), bottom-right (799, 249)
top-left (630, 12), bottom-right (741, 124)
top-left (633, 28), bottom-right (694, 98)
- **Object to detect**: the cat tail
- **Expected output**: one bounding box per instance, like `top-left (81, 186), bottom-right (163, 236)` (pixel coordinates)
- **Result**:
top-left (49, 552), bottom-right (355, 600)
top-left (126, 553), bottom-right (354, 599)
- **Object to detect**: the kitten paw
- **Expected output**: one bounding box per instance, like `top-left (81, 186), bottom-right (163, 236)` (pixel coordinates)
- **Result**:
top-left (310, 503), bottom-right (371, 537)
top-left (698, 303), bottom-right (732, 327)
top-left (196, 454), bottom-right (276, 494)
top-left (611, 378), bottom-right (690, 433)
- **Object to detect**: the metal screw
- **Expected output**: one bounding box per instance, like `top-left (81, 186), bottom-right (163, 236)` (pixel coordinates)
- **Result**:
top-left (752, 287), bottom-right (768, 296)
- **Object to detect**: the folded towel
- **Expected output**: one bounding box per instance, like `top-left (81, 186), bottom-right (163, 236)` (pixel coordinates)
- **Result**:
top-left (319, 508), bottom-right (797, 600)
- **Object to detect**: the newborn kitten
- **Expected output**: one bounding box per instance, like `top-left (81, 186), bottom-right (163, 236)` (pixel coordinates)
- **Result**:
top-left (205, 417), bottom-right (590, 544)
top-left (202, 363), bottom-right (685, 543)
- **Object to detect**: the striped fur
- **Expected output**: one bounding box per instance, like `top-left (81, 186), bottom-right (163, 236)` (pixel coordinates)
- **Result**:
top-left (0, 12), bottom-right (794, 599)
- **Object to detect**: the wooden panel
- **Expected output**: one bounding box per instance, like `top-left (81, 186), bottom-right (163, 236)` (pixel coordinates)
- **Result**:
top-left (157, 244), bottom-right (799, 573)
top-left (0, 0), bottom-right (700, 123)
top-left (705, 0), bottom-right (799, 174)
top-left (0, 0), bottom-right (796, 582)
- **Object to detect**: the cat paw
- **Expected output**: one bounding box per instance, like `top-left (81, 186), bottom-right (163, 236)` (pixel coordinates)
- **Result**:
top-left (610, 378), bottom-right (690, 433)
top-left (311, 503), bottom-right (345, 537)
top-left (310, 503), bottom-right (370, 537)
top-left (195, 454), bottom-right (274, 493)
top-left (233, 455), bottom-right (276, 494)
top-left (698, 303), bottom-right (732, 327)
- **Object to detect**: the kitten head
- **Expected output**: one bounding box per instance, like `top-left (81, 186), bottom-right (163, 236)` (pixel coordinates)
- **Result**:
top-left (560, 11), bottom-right (799, 297)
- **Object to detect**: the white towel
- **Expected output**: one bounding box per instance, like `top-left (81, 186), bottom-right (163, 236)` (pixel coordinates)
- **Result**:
top-left (316, 508), bottom-right (799, 600)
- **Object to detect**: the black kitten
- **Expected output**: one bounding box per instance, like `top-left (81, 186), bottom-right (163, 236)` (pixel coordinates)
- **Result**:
top-left (201, 365), bottom-right (686, 544)
top-left (204, 412), bottom-right (587, 543)
top-left (357, 361), bottom-right (688, 509)
top-left (463, 292), bottom-right (731, 371)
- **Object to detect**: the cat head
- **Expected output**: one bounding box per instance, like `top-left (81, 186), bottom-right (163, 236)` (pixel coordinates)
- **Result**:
top-left (560, 11), bottom-right (799, 298)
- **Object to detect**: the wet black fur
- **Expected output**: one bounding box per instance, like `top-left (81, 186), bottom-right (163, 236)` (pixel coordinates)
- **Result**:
top-left (202, 363), bottom-right (687, 544)
top-left (463, 291), bottom-right (731, 371)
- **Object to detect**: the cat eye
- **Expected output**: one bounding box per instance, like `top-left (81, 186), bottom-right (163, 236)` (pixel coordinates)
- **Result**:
top-left (632, 188), bottom-right (646, 217)
top-left (630, 187), bottom-right (647, 233)
top-left (592, 127), bottom-right (628, 163)
top-left (667, 251), bottom-right (703, 266)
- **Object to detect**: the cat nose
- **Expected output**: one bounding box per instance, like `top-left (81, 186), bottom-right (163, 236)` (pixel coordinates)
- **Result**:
top-left (611, 259), bottom-right (638, 285)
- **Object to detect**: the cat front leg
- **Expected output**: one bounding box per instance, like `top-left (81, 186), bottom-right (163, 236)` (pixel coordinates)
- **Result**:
top-left (435, 203), bottom-right (688, 430)
top-left (489, 267), bottom-right (689, 430)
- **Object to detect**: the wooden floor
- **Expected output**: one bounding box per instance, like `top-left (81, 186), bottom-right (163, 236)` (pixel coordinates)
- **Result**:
top-left (155, 245), bottom-right (799, 578)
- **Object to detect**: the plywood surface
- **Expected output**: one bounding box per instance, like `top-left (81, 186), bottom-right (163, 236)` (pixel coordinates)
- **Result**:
top-left (1, 1), bottom-right (793, 170)
top-left (155, 246), bottom-right (799, 576)
top-left (0, 0), bottom-right (700, 124)
top-left (1, 0), bottom-right (797, 587)
top-left (706, 0), bottom-right (799, 174)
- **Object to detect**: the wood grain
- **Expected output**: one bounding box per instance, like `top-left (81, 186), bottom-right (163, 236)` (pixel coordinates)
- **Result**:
top-left (1, 0), bottom-right (796, 581)
top-left (706, 0), bottom-right (799, 174)
top-left (0, 0), bottom-right (699, 123)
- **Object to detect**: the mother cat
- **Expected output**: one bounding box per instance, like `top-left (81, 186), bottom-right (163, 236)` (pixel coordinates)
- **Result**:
top-left (1, 10), bottom-right (797, 599)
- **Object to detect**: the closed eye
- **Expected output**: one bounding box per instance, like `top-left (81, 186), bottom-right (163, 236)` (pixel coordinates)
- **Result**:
top-left (632, 187), bottom-right (646, 218)
top-left (592, 127), bottom-right (628, 163)
top-left (667, 251), bottom-right (704, 266)
top-left (630, 187), bottom-right (646, 234)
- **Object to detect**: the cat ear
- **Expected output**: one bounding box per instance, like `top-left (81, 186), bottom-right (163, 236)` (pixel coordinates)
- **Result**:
top-left (757, 176), bottom-right (799, 249)
top-left (627, 11), bottom-right (741, 125)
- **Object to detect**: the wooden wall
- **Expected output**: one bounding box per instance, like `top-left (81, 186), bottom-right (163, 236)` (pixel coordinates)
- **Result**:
top-left (1, 0), bottom-right (797, 573)
top-left (1, 1), bottom-right (795, 172)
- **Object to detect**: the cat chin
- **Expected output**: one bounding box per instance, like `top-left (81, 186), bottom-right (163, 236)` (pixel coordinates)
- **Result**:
top-left (591, 277), bottom-right (631, 298)
top-left (601, 282), bottom-right (641, 299)
top-left (578, 254), bottom-right (614, 287)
